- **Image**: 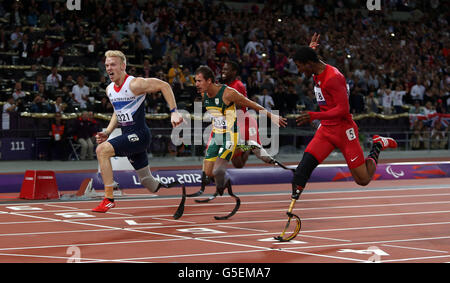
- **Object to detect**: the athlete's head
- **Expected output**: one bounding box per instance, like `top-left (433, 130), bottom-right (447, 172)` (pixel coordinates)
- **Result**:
top-left (104, 50), bottom-right (127, 83)
top-left (221, 60), bottom-right (239, 84)
top-left (195, 65), bottom-right (215, 94)
top-left (293, 46), bottom-right (320, 78)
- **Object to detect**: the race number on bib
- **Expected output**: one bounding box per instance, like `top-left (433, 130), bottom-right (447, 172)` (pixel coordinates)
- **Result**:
top-left (346, 128), bottom-right (356, 141)
top-left (213, 116), bottom-right (227, 130)
top-left (314, 85), bottom-right (326, 105)
top-left (116, 112), bottom-right (133, 124)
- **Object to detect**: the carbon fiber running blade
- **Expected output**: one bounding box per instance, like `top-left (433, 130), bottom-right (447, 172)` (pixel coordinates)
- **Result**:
top-left (173, 184), bottom-right (186, 219)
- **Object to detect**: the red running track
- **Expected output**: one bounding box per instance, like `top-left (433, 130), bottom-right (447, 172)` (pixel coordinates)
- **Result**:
top-left (0, 178), bottom-right (449, 263)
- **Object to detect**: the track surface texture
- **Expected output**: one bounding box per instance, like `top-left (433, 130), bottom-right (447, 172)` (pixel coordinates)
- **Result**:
top-left (0, 177), bottom-right (449, 263)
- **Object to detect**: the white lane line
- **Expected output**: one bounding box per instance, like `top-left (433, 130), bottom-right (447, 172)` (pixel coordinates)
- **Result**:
top-left (218, 225), bottom-right (268, 233)
top-left (381, 244), bottom-right (449, 254)
top-left (381, 255), bottom-right (450, 263)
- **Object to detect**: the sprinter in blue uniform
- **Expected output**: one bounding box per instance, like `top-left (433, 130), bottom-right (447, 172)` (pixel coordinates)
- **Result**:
top-left (92, 50), bottom-right (184, 212)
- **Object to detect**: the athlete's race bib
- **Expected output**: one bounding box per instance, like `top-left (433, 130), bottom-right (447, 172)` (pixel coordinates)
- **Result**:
top-left (213, 116), bottom-right (227, 130)
top-left (116, 111), bottom-right (134, 125)
top-left (314, 85), bottom-right (326, 105)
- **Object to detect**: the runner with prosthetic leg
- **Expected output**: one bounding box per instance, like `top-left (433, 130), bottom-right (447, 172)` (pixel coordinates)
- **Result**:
top-left (92, 50), bottom-right (186, 219)
top-left (194, 65), bottom-right (287, 219)
top-left (275, 34), bottom-right (397, 241)
top-left (189, 61), bottom-right (290, 201)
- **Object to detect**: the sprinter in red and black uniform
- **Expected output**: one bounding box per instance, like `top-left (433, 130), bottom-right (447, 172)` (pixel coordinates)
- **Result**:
top-left (291, 34), bottom-right (397, 200)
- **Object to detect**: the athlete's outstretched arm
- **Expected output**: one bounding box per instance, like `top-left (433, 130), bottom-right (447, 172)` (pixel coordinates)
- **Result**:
top-left (130, 77), bottom-right (184, 127)
top-left (223, 88), bottom-right (287, 127)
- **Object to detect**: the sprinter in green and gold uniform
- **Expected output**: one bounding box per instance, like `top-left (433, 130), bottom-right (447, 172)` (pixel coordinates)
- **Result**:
top-left (194, 65), bottom-right (287, 196)
top-left (204, 84), bottom-right (239, 162)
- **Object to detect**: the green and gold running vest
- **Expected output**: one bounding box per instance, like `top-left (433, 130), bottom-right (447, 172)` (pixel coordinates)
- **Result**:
top-left (204, 85), bottom-right (238, 135)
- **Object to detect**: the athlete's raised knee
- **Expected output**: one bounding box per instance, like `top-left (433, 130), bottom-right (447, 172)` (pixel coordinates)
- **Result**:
top-left (96, 142), bottom-right (114, 159)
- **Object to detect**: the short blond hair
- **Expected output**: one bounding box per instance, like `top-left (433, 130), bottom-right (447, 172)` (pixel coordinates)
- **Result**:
top-left (105, 50), bottom-right (127, 65)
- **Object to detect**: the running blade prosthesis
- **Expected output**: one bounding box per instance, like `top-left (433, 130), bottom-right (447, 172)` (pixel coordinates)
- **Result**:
top-left (274, 198), bottom-right (302, 242)
top-left (157, 181), bottom-right (186, 219)
top-left (274, 185), bottom-right (303, 242)
top-left (187, 176), bottom-right (241, 220)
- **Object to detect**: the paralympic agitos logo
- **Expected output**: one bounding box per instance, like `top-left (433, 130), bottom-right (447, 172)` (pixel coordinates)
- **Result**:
top-left (386, 165), bottom-right (405, 179)
top-left (66, 0), bottom-right (81, 11)
top-left (366, 0), bottom-right (381, 10)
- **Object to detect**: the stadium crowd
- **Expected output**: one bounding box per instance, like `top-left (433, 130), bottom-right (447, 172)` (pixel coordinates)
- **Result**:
top-left (0, 0), bottom-right (449, 152)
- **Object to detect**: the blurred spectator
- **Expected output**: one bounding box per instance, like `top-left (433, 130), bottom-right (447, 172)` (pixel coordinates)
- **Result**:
top-left (431, 122), bottom-right (448, 149)
top-left (24, 64), bottom-right (38, 79)
top-left (183, 68), bottom-right (196, 88)
top-left (146, 92), bottom-right (165, 113)
top-left (17, 33), bottom-right (33, 65)
top-left (167, 61), bottom-right (185, 91)
top-left (72, 75), bottom-right (90, 110)
top-left (436, 99), bottom-right (446, 114)
top-left (423, 101), bottom-right (436, 116)
top-left (60, 85), bottom-right (75, 112)
top-left (9, 26), bottom-right (22, 50)
top-left (3, 96), bottom-right (17, 113)
top-left (392, 84), bottom-right (407, 114)
top-left (95, 96), bottom-right (114, 113)
top-left (53, 96), bottom-right (67, 113)
top-left (365, 91), bottom-right (380, 113)
top-left (274, 51), bottom-right (288, 76)
top-left (142, 59), bottom-right (151, 78)
top-left (246, 75), bottom-right (260, 98)
top-left (62, 75), bottom-right (76, 89)
top-left (38, 9), bottom-right (52, 28)
top-left (39, 38), bottom-right (56, 65)
top-left (260, 75), bottom-right (274, 94)
top-left (349, 87), bottom-right (365, 114)
top-left (410, 120), bottom-right (426, 150)
top-left (409, 100), bottom-right (425, 114)
top-left (380, 87), bottom-right (393, 115)
top-left (88, 111), bottom-right (100, 138)
top-left (47, 112), bottom-right (69, 161)
top-left (26, 7), bottom-right (38, 27)
top-left (140, 27), bottom-right (152, 54)
top-left (285, 85), bottom-right (299, 114)
top-left (36, 83), bottom-right (51, 100)
top-left (244, 35), bottom-right (262, 55)
top-left (216, 35), bottom-right (231, 58)
top-left (258, 88), bottom-right (275, 112)
top-left (303, 90), bottom-right (317, 111)
top-left (367, 71), bottom-right (380, 91)
top-left (74, 111), bottom-right (95, 160)
top-left (12, 82), bottom-right (26, 101)
top-left (46, 66), bottom-right (62, 89)
top-left (29, 94), bottom-right (52, 113)
top-left (0, 26), bottom-right (6, 51)
top-left (31, 75), bottom-right (42, 91)
top-left (410, 78), bottom-right (426, 104)
top-left (107, 33), bottom-right (122, 51)
top-left (273, 85), bottom-right (287, 113)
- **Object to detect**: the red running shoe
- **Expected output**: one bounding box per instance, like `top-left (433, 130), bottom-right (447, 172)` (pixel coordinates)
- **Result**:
top-left (92, 198), bottom-right (115, 213)
top-left (372, 135), bottom-right (397, 150)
